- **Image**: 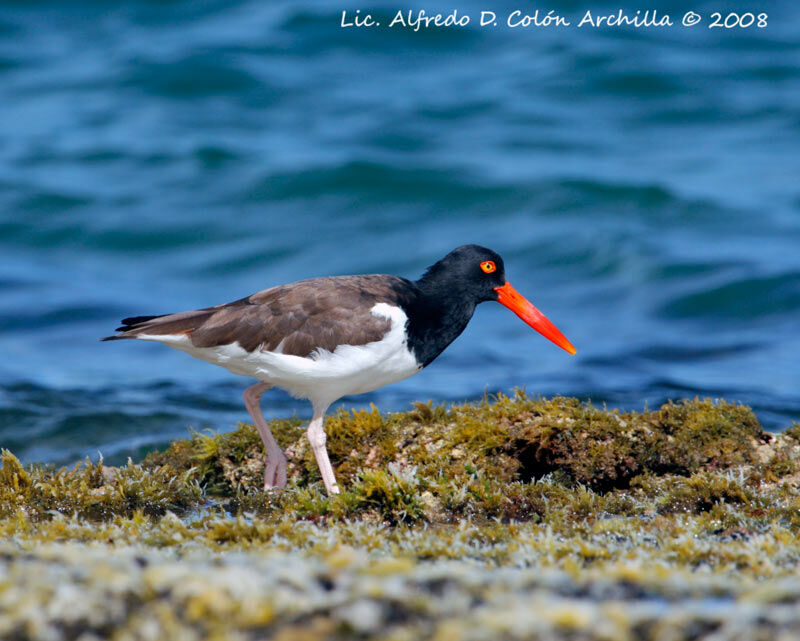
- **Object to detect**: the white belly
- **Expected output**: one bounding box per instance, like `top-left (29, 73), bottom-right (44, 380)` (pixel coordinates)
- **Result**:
top-left (138, 303), bottom-right (421, 408)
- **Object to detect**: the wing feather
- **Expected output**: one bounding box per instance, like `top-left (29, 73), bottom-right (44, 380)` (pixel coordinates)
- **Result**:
top-left (101, 275), bottom-right (414, 356)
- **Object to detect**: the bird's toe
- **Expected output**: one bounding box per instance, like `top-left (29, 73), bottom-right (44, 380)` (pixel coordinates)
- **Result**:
top-left (263, 450), bottom-right (288, 490)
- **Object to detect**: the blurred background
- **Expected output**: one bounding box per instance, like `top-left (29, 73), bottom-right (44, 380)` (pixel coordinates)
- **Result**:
top-left (0, 1), bottom-right (798, 464)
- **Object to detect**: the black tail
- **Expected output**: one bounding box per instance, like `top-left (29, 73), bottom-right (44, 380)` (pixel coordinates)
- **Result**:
top-left (100, 309), bottom-right (214, 342)
top-left (100, 314), bottom-right (166, 341)
top-left (116, 315), bottom-right (164, 331)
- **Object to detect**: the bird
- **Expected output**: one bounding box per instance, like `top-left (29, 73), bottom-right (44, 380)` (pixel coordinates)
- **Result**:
top-left (102, 245), bottom-right (576, 495)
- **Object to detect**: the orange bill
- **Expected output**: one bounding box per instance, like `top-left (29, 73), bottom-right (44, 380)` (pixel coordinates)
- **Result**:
top-left (494, 282), bottom-right (577, 355)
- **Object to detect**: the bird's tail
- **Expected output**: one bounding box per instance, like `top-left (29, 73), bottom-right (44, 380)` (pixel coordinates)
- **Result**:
top-left (100, 310), bottom-right (214, 341)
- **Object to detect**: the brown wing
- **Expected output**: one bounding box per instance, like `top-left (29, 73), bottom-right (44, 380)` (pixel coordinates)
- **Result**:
top-left (102, 275), bottom-right (412, 357)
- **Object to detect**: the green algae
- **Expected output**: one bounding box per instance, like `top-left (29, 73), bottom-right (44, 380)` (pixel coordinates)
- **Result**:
top-left (2, 393), bottom-right (797, 528)
top-left (0, 449), bottom-right (202, 522)
top-left (2, 394), bottom-right (800, 640)
top-left (136, 393), bottom-right (796, 525)
top-left (2, 393), bottom-right (799, 549)
top-left (5, 539), bottom-right (800, 641)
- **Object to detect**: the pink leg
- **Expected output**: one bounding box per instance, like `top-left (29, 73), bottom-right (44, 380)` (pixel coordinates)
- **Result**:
top-left (307, 405), bottom-right (340, 495)
top-left (243, 382), bottom-right (287, 490)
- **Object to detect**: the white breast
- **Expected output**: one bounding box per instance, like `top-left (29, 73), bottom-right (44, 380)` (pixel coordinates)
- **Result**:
top-left (137, 302), bottom-right (422, 408)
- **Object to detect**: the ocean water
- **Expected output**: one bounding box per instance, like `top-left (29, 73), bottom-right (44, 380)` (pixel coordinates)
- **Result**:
top-left (0, 1), bottom-right (798, 465)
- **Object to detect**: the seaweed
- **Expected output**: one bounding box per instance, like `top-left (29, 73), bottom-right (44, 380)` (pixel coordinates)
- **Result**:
top-left (2, 394), bottom-right (799, 641)
top-left (1, 393), bottom-right (798, 533)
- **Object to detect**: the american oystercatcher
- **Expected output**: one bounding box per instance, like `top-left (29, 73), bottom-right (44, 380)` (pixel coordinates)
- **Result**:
top-left (102, 245), bottom-right (576, 495)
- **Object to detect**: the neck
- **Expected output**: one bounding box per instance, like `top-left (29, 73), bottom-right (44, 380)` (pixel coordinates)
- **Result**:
top-left (404, 276), bottom-right (476, 367)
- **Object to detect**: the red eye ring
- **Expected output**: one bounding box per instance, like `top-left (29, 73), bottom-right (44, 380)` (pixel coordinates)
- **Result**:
top-left (480, 261), bottom-right (496, 274)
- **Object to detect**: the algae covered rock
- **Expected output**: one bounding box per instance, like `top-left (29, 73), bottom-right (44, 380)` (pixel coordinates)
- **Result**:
top-left (2, 395), bottom-right (800, 641)
top-left (504, 396), bottom-right (767, 490)
top-left (0, 449), bottom-right (201, 522)
top-left (2, 393), bottom-right (793, 525)
top-left (5, 541), bottom-right (800, 641)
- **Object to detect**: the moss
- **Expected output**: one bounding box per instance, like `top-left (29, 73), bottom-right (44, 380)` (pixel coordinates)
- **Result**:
top-left (142, 418), bottom-right (305, 493)
top-left (1, 449), bottom-right (201, 521)
top-left (783, 422), bottom-right (800, 442)
top-left (1, 394), bottom-right (797, 534)
top-left (149, 395), bottom-right (772, 501)
top-left (496, 396), bottom-right (767, 491)
top-left (6, 537), bottom-right (800, 641)
top-left (646, 398), bottom-right (764, 473)
top-left (632, 472), bottom-right (755, 515)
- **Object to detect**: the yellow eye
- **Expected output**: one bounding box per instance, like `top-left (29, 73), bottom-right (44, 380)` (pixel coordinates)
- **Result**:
top-left (480, 261), bottom-right (496, 274)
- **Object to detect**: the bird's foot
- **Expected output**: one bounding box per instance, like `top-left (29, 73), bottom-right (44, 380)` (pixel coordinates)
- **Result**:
top-left (263, 449), bottom-right (288, 490)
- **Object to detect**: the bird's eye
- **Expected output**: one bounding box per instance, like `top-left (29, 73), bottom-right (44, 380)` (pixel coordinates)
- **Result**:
top-left (480, 261), bottom-right (496, 274)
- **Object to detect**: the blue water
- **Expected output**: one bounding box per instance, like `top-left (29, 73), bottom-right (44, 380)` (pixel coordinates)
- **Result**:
top-left (1, 1), bottom-right (799, 465)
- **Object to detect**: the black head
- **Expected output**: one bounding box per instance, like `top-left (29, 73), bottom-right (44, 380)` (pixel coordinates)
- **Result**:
top-left (417, 244), bottom-right (507, 303)
top-left (406, 244), bottom-right (576, 368)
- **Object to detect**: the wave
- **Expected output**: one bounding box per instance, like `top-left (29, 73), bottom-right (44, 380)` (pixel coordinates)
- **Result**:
top-left (659, 272), bottom-right (800, 321)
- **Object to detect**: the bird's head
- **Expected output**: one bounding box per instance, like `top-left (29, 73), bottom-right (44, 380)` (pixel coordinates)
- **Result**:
top-left (420, 244), bottom-right (577, 355)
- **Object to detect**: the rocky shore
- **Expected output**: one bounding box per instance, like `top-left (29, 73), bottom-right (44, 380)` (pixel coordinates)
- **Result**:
top-left (2, 393), bottom-right (800, 640)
